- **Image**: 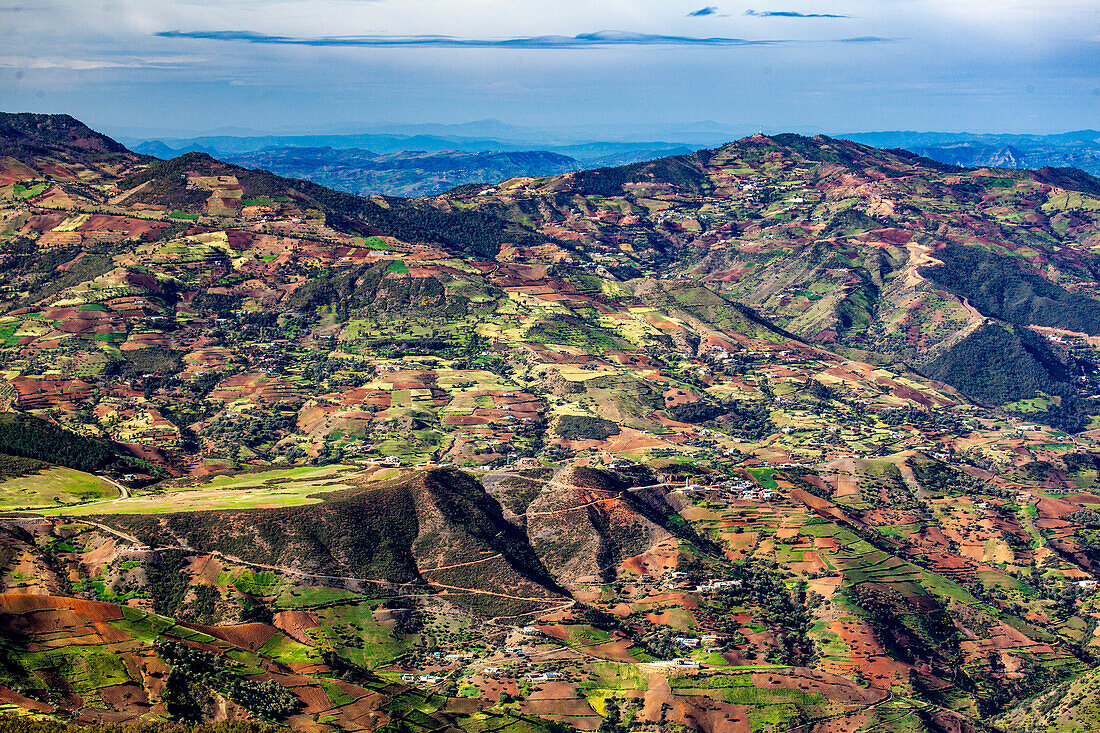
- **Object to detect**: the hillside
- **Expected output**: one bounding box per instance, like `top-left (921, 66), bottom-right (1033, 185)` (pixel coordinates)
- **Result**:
top-left (436, 133), bottom-right (1100, 428)
top-left (997, 664), bottom-right (1100, 732)
top-left (109, 151), bottom-right (547, 258)
top-left (0, 112), bottom-right (149, 201)
top-left (3, 114), bottom-right (1100, 732)
top-left (0, 112), bottom-right (136, 164)
top-left (103, 469), bottom-right (569, 614)
top-left (0, 591), bottom-right (563, 732)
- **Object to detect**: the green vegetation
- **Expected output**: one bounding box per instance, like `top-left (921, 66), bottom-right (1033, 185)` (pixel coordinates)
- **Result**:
top-left (0, 717), bottom-right (282, 733)
top-left (928, 242), bottom-right (1100, 336)
top-left (927, 323), bottom-right (1094, 431)
top-left (12, 182), bottom-right (47, 199)
top-left (747, 467), bottom-right (779, 490)
top-left (45, 465), bottom-right (364, 516)
top-left (0, 412), bottom-right (121, 473)
top-left (0, 466), bottom-right (118, 509)
top-left (0, 453), bottom-right (48, 479)
top-left (155, 639), bottom-right (300, 721)
top-left (554, 414), bottom-right (621, 441)
top-left (146, 549), bottom-right (192, 616)
top-left (362, 236), bottom-right (392, 250)
top-left (20, 646), bottom-right (131, 694)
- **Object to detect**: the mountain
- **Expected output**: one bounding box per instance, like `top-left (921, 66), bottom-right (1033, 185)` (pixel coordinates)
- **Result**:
top-left (109, 150), bottom-right (547, 258)
top-left (911, 142), bottom-right (1030, 168)
top-left (221, 147), bottom-right (582, 196)
top-left (123, 132), bottom-right (697, 196)
top-left (4, 114), bottom-right (1100, 732)
top-left (133, 139), bottom-right (221, 159)
top-left (0, 112), bottom-right (134, 162)
top-left (120, 131), bottom-right (522, 157)
top-left (434, 133), bottom-right (1100, 428)
top-left (0, 112), bottom-right (148, 188)
top-left (106, 468), bottom-right (570, 613)
top-left (843, 129), bottom-right (1100, 175)
top-left (119, 129), bottom-right (660, 160)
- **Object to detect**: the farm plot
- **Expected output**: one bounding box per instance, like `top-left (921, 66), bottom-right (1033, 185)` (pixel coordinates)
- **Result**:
top-left (0, 467), bottom-right (119, 509)
top-left (40, 465), bottom-right (369, 516)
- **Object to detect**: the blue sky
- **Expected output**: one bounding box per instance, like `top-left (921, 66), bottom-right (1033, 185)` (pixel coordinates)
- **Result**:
top-left (1, 0), bottom-right (1098, 137)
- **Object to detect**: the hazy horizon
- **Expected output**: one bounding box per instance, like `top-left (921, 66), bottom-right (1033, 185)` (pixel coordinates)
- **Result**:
top-left (93, 120), bottom-right (1100, 145)
top-left (5, 114), bottom-right (1096, 149)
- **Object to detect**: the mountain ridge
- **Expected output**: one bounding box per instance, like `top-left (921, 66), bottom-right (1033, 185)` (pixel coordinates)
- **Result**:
top-left (3, 113), bottom-right (1100, 732)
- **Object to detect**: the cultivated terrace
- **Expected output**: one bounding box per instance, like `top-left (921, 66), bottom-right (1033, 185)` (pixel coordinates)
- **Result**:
top-left (0, 113), bottom-right (1099, 732)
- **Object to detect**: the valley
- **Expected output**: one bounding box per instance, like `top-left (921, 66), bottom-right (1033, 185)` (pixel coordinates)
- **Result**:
top-left (1, 112), bottom-right (1100, 732)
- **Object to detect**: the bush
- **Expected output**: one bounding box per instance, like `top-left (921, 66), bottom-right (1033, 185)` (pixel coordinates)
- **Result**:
top-left (0, 714), bottom-right (281, 733)
top-left (554, 415), bottom-right (621, 441)
top-left (154, 639), bottom-right (299, 721)
top-left (0, 413), bottom-right (120, 473)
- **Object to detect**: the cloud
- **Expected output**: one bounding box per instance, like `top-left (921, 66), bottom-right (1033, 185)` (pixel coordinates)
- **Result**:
top-left (745, 9), bottom-right (849, 18)
top-left (687, 6), bottom-right (720, 16)
top-left (0, 55), bottom-right (196, 69)
top-left (157, 29), bottom-right (782, 47)
top-left (155, 28), bottom-right (890, 48)
top-left (837, 36), bottom-right (894, 43)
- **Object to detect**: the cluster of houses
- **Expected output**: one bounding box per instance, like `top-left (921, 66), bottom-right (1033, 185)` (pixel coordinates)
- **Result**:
top-left (650, 658), bottom-right (701, 668)
top-left (524, 671), bottom-right (564, 684)
top-left (695, 579), bottom-right (743, 593)
top-left (672, 478), bottom-right (777, 502)
top-left (402, 673), bottom-right (445, 685)
top-left (663, 571), bottom-right (745, 595)
top-left (392, 617), bottom-right (742, 694)
top-left (739, 486), bottom-right (777, 502)
top-left (357, 455), bottom-right (404, 467)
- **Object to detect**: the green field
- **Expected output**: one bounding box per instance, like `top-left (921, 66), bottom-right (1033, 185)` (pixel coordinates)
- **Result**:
top-left (0, 468), bottom-right (119, 509)
top-left (311, 600), bottom-right (408, 668)
top-left (39, 465), bottom-right (369, 516)
top-left (362, 236), bottom-right (392, 251)
top-left (12, 182), bottom-right (47, 199)
top-left (747, 467), bottom-right (779, 490)
top-left (21, 646), bottom-right (131, 694)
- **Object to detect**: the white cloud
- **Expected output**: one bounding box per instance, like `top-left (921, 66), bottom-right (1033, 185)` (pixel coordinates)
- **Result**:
top-left (0, 54), bottom-right (198, 69)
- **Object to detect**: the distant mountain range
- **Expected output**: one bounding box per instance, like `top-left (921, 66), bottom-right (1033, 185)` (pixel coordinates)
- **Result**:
top-left (126, 133), bottom-right (694, 162)
top-left (843, 129), bottom-right (1100, 174)
top-left (126, 134), bottom-right (693, 195)
top-left (220, 147), bottom-right (582, 197)
top-left (123, 125), bottom-right (1100, 198)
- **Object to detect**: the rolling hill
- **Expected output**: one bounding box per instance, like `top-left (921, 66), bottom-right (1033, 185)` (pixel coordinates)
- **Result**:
top-left (2, 113), bottom-right (1100, 732)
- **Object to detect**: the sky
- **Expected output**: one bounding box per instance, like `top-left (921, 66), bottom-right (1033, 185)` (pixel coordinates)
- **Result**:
top-left (1, 0), bottom-right (1099, 138)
